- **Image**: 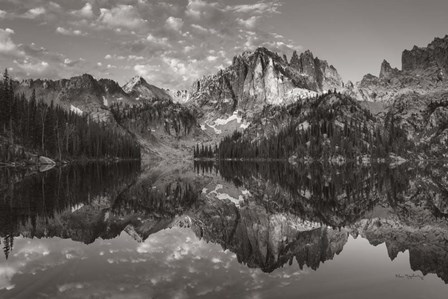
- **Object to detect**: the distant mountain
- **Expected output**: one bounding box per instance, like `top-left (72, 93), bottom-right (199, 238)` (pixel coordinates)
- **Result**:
top-left (14, 74), bottom-right (136, 122)
top-left (122, 76), bottom-right (173, 101)
top-left (344, 35), bottom-right (448, 158)
top-left (347, 35), bottom-right (448, 103)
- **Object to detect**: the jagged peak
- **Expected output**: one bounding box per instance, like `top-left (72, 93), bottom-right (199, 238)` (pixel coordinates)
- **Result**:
top-left (123, 76), bottom-right (150, 93)
top-left (379, 60), bottom-right (393, 78)
top-left (301, 49), bottom-right (315, 58)
top-left (68, 73), bottom-right (97, 83)
top-left (402, 35), bottom-right (448, 72)
top-left (125, 76), bottom-right (148, 86)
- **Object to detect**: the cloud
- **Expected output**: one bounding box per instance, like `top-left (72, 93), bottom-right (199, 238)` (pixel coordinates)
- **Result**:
top-left (191, 24), bottom-right (208, 32)
top-left (227, 2), bottom-right (282, 14)
top-left (0, 10), bottom-right (7, 18)
top-left (238, 16), bottom-right (260, 29)
top-left (128, 55), bottom-right (144, 61)
top-left (0, 28), bottom-right (18, 54)
top-left (63, 58), bottom-right (83, 67)
top-left (165, 17), bottom-right (184, 31)
top-left (13, 59), bottom-right (51, 76)
top-left (72, 3), bottom-right (94, 19)
top-left (206, 55), bottom-right (218, 62)
top-left (22, 7), bottom-right (46, 19)
top-left (146, 34), bottom-right (169, 46)
top-left (56, 27), bottom-right (87, 36)
top-left (99, 5), bottom-right (147, 29)
top-left (134, 64), bottom-right (150, 77)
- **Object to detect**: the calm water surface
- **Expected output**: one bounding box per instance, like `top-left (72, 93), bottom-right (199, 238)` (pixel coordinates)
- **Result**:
top-left (1, 161), bottom-right (448, 298)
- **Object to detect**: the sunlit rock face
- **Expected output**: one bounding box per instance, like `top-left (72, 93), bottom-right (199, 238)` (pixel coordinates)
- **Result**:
top-left (122, 76), bottom-right (173, 101)
top-left (189, 47), bottom-right (343, 114)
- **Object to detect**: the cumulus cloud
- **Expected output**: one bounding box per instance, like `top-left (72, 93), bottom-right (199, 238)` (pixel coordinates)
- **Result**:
top-left (13, 59), bottom-right (50, 76)
top-left (63, 58), bottom-right (83, 67)
top-left (227, 2), bottom-right (282, 14)
top-left (238, 16), bottom-right (260, 29)
top-left (146, 34), bottom-right (169, 46)
top-left (72, 3), bottom-right (94, 19)
top-left (165, 17), bottom-right (184, 31)
top-left (99, 5), bottom-right (147, 29)
top-left (56, 27), bottom-right (87, 36)
top-left (0, 28), bottom-right (18, 54)
top-left (186, 0), bottom-right (209, 19)
top-left (22, 7), bottom-right (46, 19)
top-left (206, 55), bottom-right (218, 62)
top-left (0, 10), bottom-right (7, 19)
top-left (134, 64), bottom-right (150, 77)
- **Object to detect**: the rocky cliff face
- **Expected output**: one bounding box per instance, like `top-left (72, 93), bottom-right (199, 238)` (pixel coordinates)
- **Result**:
top-left (402, 35), bottom-right (448, 73)
top-left (189, 47), bottom-right (344, 115)
top-left (289, 50), bottom-right (344, 92)
top-left (349, 35), bottom-right (448, 103)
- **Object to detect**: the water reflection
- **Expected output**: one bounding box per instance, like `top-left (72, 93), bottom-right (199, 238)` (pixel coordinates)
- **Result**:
top-left (1, 161), bottom-right (448, 298)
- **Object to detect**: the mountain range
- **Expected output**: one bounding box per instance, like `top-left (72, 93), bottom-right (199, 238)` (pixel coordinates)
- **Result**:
top-left (4, 34), bottom-right (448, 161)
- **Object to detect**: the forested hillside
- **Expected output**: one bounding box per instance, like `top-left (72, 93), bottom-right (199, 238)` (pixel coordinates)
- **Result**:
top-left (216, 91), bottom-right (410, 161)
top-left (0, 70), bottom-right (141, 163)
top-left (110, 99), bottom-right (197, 138)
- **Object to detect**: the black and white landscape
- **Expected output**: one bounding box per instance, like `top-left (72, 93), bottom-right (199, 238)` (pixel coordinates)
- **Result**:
top-left (1, 1), bottom-right (448, 298)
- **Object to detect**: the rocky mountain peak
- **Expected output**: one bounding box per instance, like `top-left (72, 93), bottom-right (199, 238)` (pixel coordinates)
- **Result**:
top-left (190, 47), bottom-right (344, 116)
top-left (123, 76), bottom-right (148, 93)
top-left (402, 35), bottom-right (448, 73)
top-left (288, 49), bottom-right (343, 91)
top-left (379, 59), bottom-right (400, 79)
top-left (123, 76), bottom-right (172, 101)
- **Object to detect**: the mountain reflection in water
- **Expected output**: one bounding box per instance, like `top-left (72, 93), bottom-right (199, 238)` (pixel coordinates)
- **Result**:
top-left (1, 161), bottom-right (448, 298)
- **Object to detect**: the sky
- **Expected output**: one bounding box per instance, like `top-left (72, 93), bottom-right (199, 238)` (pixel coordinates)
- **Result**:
top-left (0, 0), bottom-right (447, 90)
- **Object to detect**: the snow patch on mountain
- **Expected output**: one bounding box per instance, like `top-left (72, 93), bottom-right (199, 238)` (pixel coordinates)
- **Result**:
top-left (70, 105), bottom-right (83, 116)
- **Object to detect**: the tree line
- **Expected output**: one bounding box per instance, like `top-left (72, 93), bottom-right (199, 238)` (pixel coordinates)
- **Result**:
top-left (193, 143), bottom-right (217, 159)
top-left (0, 69), bottom-right (141, 163)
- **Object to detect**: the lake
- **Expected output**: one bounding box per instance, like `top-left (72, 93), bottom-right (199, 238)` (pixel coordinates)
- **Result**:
top-left (1, 161), bottom-right (448, 298)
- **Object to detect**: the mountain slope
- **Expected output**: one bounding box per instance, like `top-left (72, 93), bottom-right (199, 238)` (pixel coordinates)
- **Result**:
top-left (14, 74), bottom-right (136, 122)
top-left (216, 92), bottom-right (387, 161)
